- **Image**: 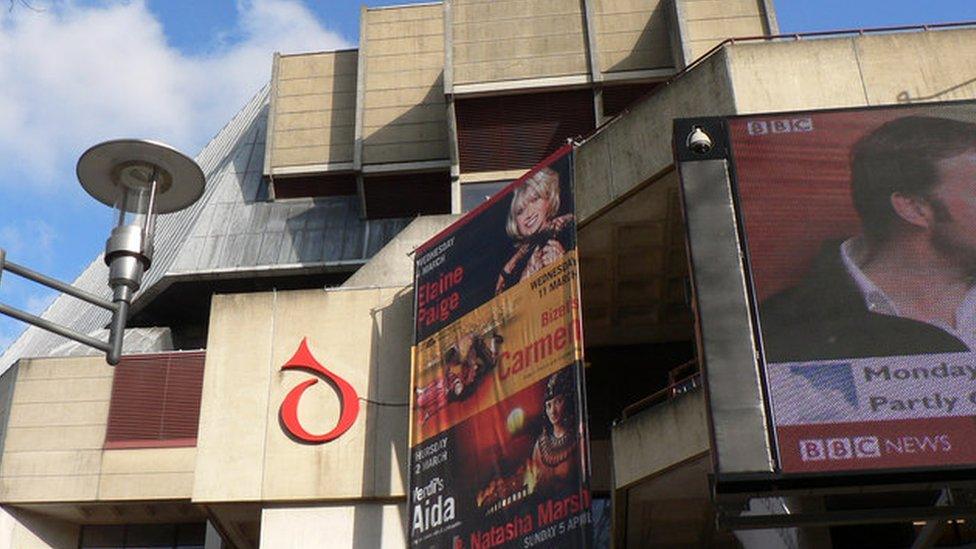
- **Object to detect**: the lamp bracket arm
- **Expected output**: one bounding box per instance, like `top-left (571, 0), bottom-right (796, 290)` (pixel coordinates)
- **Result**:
top-left (0, 249), bottom-right (116, 312)
top-left (0, 248), bottom-right (127, 365)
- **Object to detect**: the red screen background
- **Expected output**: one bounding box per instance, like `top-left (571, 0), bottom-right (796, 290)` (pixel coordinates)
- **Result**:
top-left (729, 106), bottom-right (951, 301)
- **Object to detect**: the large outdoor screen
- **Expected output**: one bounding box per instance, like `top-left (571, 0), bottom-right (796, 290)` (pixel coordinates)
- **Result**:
top-left (731, 102), bottom-right (976, 474)
top-left (408, 146), bottom-right (592, 548)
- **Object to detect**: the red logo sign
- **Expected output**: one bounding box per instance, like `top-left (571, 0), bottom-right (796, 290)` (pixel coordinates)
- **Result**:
top-left (279, 338), bottom-right (360, 443)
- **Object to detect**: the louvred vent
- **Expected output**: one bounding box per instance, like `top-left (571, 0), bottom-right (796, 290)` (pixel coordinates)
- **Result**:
top-left (602, 82), bottom-right (662, 118)
top-left (456, 90), bottom-right (595, 173)
top-left (274, 173), bottom-right (357, 199)
top-left (105, 351), bottom-right (206, 449)
top-left (363, 171), bottom-right (451, 219)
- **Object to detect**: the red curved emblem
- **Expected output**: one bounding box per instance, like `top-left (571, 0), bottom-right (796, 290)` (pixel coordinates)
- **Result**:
top-left (279, 338), bottom-right (360, 443)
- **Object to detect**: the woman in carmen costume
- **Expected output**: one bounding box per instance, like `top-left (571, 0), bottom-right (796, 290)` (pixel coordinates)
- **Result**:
top-left (495, 168), bottom-right (574, 294)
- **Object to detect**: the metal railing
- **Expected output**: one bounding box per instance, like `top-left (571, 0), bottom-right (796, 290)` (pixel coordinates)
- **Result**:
top-left (620, 360), bottom-right (701, 420)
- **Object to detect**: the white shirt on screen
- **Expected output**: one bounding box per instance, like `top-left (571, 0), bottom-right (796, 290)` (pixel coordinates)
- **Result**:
top-left (840, 238), bottom-right (976, 350)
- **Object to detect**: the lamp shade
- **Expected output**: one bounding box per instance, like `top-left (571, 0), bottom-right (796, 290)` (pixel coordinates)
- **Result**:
top-left (77, 139), bottom-right (205, 214)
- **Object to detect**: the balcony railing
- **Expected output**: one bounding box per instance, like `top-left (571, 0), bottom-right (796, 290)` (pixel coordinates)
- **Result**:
top-left (619, 360), bottom-right (701, 421)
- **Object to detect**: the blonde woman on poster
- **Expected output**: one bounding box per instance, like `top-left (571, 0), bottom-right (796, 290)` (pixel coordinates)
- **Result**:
top-left (495, 168), bottom-right (575, 294)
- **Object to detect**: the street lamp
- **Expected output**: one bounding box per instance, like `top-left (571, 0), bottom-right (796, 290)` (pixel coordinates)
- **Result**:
top-left (0, 139), bottom-right (205, 365)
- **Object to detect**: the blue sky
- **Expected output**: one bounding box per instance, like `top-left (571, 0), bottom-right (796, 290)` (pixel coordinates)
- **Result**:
top-left (1, 0), bottom-right (975, 353)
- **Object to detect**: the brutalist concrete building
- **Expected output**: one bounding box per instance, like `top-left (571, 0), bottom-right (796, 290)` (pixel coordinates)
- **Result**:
top-left (1, 0), bottom-right (975, 547)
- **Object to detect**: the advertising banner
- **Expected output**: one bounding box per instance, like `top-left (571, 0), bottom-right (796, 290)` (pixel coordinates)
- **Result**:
top-left (729, 102), bottom-right (976, 474)
top-left (409, 146), bottom-right (592, 548)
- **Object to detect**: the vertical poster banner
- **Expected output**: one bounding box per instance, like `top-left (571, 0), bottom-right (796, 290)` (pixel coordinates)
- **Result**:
top-left (728, 103), bottom-right (976, 474)
top-left (409, 146), bottom-right (592, 548)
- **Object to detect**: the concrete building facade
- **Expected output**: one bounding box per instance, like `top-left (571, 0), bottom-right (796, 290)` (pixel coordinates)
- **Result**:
top-left (0, 1), bottom-right (974, 547)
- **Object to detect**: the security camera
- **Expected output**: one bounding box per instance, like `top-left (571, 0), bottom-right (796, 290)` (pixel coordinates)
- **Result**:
top-left (686, 126), bottom-right (712, 155)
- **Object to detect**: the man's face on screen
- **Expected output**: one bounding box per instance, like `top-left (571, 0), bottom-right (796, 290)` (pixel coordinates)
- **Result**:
top-left (929, 150), bottom-right (976, 275)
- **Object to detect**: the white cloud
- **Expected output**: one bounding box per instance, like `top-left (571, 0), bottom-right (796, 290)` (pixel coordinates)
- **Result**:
top-left (0, 0), bottom-right (349, 188)
top-left (0, 218), bottom-right (57, 268)
top-left (0, 0), bottom-right (349, 357)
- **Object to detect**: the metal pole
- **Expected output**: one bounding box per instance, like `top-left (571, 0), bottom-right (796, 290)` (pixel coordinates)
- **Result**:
top-left (144, 167), bottom-right (159, 246)
top-left (2, 257), bottom-right (115, 311)
top-left (106, 300), bottom-right (128, 365)
top-left (911, 489), bottom-right (951, 549)
top-left (0, 301), bottom-right (111, 353)
top-left (0, 247), bottom-right (123, 363)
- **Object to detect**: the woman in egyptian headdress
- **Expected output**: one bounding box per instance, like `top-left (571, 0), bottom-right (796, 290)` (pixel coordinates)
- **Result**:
top-left (526, 368), bottom-right (581, 495)
top-left (476, 369), bottom-right (581, 508)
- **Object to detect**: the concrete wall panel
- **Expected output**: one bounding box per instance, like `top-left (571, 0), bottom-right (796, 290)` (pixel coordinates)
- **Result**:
top-left (0, 357), bottom-right (110, 503)
top-left (272, 145), bottom-right (355, 167)
top-left (268, 50), bottom-right (359, 172)
top-left (275, 93), bottom-right (354, 114)
top-left (683, 0), bottom-right (765, 19)
top-left (685, 17), bottom-right (765, 43)
top-left (195, 287), bottom-right (412, 502)
top-left (13, 359), bottom-right (110, 381)
top-left (678, 0), bottom-right (770, 61)
top-left (7, 401), bottom-right (108, 429)
top-left (259, 288), bottom-right (409, 500)
top-left (454, 56), bottom-right (587, 85)
top-left (97, 471), bottom-right (194, 501)
top-left (592, 0), bottom-right (674, 73)
top-left (361, 123), bottom-right (448, 146)
top-left (362, 4), bottom-right (448, 166)
top-left (260, 503), bottom-right (407, 548)
top-left (365, 36), bottom-right (444, 57)
top-left (363, 103), bottom-right (447, 128)
top-left (363, 142), bottom-right (449, 165)
top-left (454, 33), bottom-right (585, 64)
top-left (1, 476), bottom-right (100, 503)
top-left (452, 0), bottom-right (589, 85)
top-left (454, 14), bottom-right (581, 42)
top-left (854, 29), bottom-right (976, 105)
top-left (452, 0), bottom-right (579, 22)
top-left (275, 112), bottom-right (355, 133)
top-left (727, 38), bottom-right (867, 113)
top-left (612, 390), bottom-right (708, 488)
top-left (366, 18), bottom-right (444, 39)
top-left (97, 447), bottom-right (196, 500)
top-left (0, 364), bottom-right (19, 468)
top-left (274, 127), bottom-right (352, 149)
top-left (2, 426), bottom-right (105, 452)
top-left (369, 57), bottom-right (444, 80)
top-left (193, 292), bottom-right (276, 502)
top-left (729, 30), bottom-right (976, 119)
top-left (277, 52), bottom-right (358, 79)
top-left (10, 377), bottom-right (111, 404)
top-left (277, 77), bottom-right (357, 97)
top-left (363, 86), bottom-right (443, 110)
top-left (1, 451), bottom-right (101, 481)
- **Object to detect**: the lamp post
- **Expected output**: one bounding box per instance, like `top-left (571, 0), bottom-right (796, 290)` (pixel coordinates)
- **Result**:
top-left (0, 139), bottom-right (204, 365)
